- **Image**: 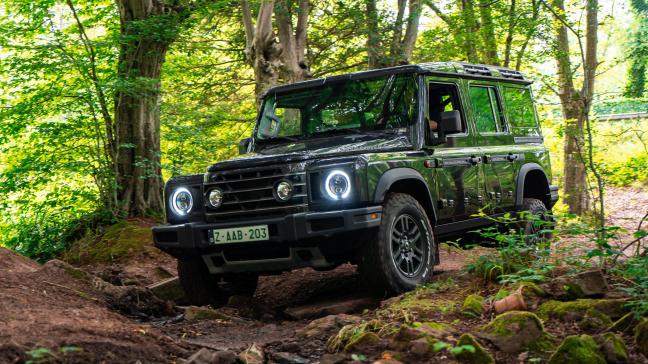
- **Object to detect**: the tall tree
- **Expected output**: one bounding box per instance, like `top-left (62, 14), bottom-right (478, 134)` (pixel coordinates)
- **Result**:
top-left (546, 0), bottom-right (599, 215)
top-left (365, 0), bottom-right (422, 68)
top-left (625, 0), bottom-right (648, 98)
top-left (241, 0), bottom-right (311, 105)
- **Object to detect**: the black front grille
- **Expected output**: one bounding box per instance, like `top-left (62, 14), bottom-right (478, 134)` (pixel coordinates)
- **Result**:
top-left (204, 164), bottom-right (308, 219)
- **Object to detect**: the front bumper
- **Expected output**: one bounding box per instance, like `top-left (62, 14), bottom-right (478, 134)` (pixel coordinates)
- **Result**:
top-left (153, 206), bottom-right (382, 274)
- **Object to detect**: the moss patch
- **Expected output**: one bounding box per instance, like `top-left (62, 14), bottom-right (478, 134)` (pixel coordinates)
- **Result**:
top-left (453, 333), bottom-right (494, 364)
top-left (634, 318), bottom-right (648, 357)
top-left (461, 294), bottom-right (485, 318)
top-left (344, 332), bottom-right (380, 352)
top-left (595, 332), bottom-right (628, 364)
top-left (547, 335), bottom-right (606, 364)
top-left (63, 220), bottom-right (153, 264)
top-left (537, 299), bottom-right (626, 322)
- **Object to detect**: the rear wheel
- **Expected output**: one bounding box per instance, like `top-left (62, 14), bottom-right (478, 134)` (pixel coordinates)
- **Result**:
top-left (519, 198), bottom-right (554, 246)
top-left (359, 193), bottom-right (436, 295)
top-left (178, 258), bottom-right (258, 306)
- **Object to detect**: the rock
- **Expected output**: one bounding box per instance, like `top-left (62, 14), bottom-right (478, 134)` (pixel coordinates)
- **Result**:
top-left (512, 282), bottom-right (547, 298)
top-left (453, 333), bottom-right (495, 364)
top-left (284, 297), bottom-right (378, 320)
top-left (537, 299), bottom-right (628, 322)
top-left (548, 335), bottom-right (606, 364)
top-left (296, 314), bottom-right (361, 338)
top-left (634, 318), bottom-right (648, 358)
top-left (239, 343), bottom-right (264, 364)
top-left (388, 323), bottom-right (450, 351)
top-left (277, 342), bottom-right (300, 353)
top-left (479, 311), bottom-right (547, 353)
top-left (578, 308), bottom-right (613, 332)
top-left (461, 294), bottom-right (485, 318)
top-left (608, 312), bottom-right (640, 333)
top-left (409, 337), bottom-right (432, 356)
top-left (344, 332), bottom-right (381, 352)
top-left (546, 269), bottom-right (608, 299)
top-left (184, 306), bottom-right (232, 321)
top-left (269, 352), bottom-right (309, 364)
top-left (595, 332), bottom-right (629, 364)
top-left (319, 353), bottom-right (347, 364)
top-left (148, 277), bottom-right (184, 302)
top-left (185, 349), bottom-right (238, 364)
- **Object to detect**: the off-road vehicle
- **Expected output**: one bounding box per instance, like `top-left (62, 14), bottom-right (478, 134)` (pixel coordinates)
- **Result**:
top-left (153, 62), bottom-right (559, 305)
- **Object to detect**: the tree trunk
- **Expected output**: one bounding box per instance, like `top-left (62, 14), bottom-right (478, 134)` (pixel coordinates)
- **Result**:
top-left (366, 0), bottom-right (381, 69)
top-left (479, 0), bottom-right (500, 65)
top-left (460, 0), bottom-right (479, 62)
top-left (114, 0), bottom-right (185, 217)
top-left (241, 0), bottom-right (310, 106)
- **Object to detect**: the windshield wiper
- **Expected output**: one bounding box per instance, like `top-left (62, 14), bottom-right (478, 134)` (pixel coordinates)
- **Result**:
top-left (312, 128), bottom-right (364, 137)
top-left (258, 135), bottom-right (300, 143)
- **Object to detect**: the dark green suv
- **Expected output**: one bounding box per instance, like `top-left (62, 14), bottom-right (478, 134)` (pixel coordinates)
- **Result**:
top-left (153, 62), bottom-right (558, 305)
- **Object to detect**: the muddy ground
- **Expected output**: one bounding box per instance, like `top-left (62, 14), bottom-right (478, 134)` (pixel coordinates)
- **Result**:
top-left (1, 186), bottom-right (646, 363)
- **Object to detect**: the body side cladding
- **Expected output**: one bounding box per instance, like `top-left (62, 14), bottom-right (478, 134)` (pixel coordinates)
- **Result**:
top-left (515, 162), bottom-right (551, 209)
top-left (373, 167), bottom-right (437, 223)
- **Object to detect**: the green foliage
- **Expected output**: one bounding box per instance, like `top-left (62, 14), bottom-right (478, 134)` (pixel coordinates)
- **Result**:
top-left (612, 255), bottom-right (648, 317)
top-left (466, 212), bottom-right (554, 283)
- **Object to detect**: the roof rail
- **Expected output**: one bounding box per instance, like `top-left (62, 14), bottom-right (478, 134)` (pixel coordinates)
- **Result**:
top-left (462, 64), bottom-right (492, 76)
top-left (498, 68), bottom-right (525, 80)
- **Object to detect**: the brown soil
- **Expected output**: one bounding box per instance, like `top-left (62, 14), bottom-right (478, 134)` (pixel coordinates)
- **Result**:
top-left (0, 248), bottom-right (186, 363)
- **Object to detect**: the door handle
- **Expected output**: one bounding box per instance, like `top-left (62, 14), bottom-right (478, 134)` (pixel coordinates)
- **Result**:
top-left (469, 156), bottom-right (481, 165)
top-left (506, 153), bottom-right (518, 162)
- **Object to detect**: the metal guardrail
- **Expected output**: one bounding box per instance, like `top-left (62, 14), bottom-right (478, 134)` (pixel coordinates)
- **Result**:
top-left (594, 112), bottom-right (648, 121)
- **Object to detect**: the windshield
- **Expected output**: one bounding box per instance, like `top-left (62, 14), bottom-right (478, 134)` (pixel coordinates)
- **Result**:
top-left (255, 74), bottom-right (418, 142)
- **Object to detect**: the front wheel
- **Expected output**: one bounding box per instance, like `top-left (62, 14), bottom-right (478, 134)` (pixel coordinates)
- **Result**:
top-left (359, 193), bottom-right (436, 295)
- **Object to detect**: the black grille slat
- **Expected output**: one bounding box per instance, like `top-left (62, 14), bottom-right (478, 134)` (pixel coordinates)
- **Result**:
top-left (204, 164), bottom-right (308, 219)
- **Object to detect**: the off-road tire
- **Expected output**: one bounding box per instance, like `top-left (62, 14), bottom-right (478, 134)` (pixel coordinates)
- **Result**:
top-left (177, 259), bottom-right (258, 306)
top-left (359, 193), bottom-right (436, 295)
top-left (519, 198), bottom-right (554, 246)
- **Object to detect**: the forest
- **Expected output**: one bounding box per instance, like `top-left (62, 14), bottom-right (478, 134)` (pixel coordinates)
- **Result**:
top-left (1, 0), bottom-right (648, 363)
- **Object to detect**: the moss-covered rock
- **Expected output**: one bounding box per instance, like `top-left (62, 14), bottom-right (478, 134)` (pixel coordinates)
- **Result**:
top-left (512, 282), bottom-right (547, 298)
top-left (453, 333), bottom-right (494, 364)
top-left (537, 299), bottom-right (628, 322)
top-left (595, 332), bottom-right (629, 364)
top-left (388, 322), bottom-right (451, 351)
top-left (184, 306), bottom-right (232, 321)
top-left (547, 335), bottom-right (606, 364)
top-left (462, 294), bottom-right (485, 318)
top-left (546, 270), bottom-right (608, 300)
top-left (479, 311), bottom-right (546, 353)
top-left (578, 308), bottom-right (613, 332)
top-left (634, 318), bottom-right (648, 358)
top-left (344, 332), bottom-right (380, 352)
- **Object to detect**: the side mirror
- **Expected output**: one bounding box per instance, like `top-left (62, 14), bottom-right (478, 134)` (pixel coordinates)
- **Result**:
top-left (238, 138), bottom-right (251, 155)
top-left (439, 110), bottom-right (462, 134)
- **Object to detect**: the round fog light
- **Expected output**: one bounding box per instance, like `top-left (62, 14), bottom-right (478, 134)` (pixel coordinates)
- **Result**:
top-left (208, 188), bottom-right (223, 208)
top-left (275, 180), bottom-right (294, 201)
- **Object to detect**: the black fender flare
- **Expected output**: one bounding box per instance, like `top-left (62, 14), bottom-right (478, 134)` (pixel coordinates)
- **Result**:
top-left (373, 167), bottom-right (437, 223)
top-left (515, 163), bottom-right (550, 209)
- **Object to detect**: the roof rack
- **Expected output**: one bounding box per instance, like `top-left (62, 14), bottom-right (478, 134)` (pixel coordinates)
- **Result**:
top-left (498, 68), bottom-right (525, 80)
top-left (462, 64), bottom-right (492, 76)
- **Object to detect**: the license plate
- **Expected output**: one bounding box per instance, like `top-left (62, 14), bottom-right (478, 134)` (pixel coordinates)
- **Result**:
top-left (211, 225), bottom-right (269, 244)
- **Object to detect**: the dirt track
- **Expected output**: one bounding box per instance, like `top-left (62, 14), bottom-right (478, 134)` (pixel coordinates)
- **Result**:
top-left (1, 186), bottom-right (646, 363)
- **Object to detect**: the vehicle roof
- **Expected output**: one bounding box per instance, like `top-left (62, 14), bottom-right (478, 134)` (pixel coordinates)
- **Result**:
top-left (267, 61), bottom-right (532, 96)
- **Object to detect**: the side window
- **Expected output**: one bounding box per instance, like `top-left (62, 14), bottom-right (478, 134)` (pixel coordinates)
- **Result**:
top-left (503, 87), bottom-right (537, 128)
top-left (468, 85), bottom-right (506, 133)
top-left (428, 82), bottom-right (465, 134)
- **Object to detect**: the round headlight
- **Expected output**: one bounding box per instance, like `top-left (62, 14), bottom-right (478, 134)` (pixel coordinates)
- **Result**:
top-left (208, 188), bottom-right (223, 208)
top-left (275, 180), bottom-right (294, 201)
top-left (170, 187), bottom-right (193, 216)
top-left (324, 170), bottom-right (351, 200)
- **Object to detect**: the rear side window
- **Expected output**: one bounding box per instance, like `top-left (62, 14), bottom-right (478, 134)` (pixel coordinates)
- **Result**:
top-left (468, 86), bottom-right (506, 133)
top-left (503, 87), bottom-right (537, 128)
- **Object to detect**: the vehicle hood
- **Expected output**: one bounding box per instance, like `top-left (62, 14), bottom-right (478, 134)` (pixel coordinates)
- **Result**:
top-left (207, 135), bottom-right (411, 171)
